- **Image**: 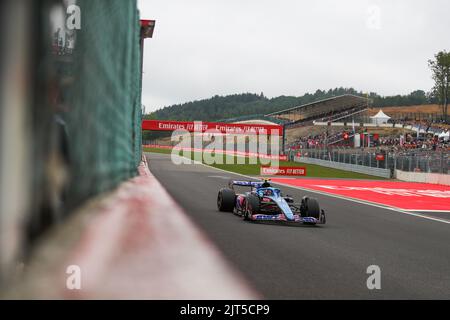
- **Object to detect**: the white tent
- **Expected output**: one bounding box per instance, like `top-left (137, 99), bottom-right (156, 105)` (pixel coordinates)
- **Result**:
top-left (438, 131), bottom-right (449, 141)
top-left (370, 110), bottom-right (391, 125)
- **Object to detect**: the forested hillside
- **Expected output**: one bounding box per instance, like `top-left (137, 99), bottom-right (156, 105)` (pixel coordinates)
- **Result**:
top-left (145, 88), bottom-right (435, 122)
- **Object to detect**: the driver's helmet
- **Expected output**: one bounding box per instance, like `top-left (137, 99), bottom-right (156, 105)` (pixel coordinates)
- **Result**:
top-left (263, 189), bottom-right (273, 196)
top-left (261, 180), bottom-right (271, 188)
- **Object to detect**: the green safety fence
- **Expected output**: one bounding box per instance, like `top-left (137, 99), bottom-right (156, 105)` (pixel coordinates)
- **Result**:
top-left (31, 0), bottom-right (143, 225)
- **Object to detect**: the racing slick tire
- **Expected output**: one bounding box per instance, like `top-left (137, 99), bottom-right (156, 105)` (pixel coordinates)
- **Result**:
top-left (301, 197), bottom-right (321, 219)
top-left (244, 194), bottom-right (260, 220)
top-left (217, 188), bottom-right (236, 212)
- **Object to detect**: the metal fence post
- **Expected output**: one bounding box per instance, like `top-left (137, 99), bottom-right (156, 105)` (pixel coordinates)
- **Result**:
top-left (393, 154), bottom-right (396, 171)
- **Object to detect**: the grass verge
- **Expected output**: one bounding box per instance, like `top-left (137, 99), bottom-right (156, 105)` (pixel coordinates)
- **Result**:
top-left (143, 147), bottom-right (387, 180)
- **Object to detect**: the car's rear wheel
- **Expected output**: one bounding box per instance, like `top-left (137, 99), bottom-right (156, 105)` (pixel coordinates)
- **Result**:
top-left (244, 194), bottom-right (260, 220)
top-left (217, 188), bottom-right (235, 212)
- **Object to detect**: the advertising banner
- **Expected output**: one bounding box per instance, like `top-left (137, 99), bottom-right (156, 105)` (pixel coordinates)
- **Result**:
top-left (260, 166), bottom-right (306, 176)
top-left (142, 120), bottom-right (283, 135)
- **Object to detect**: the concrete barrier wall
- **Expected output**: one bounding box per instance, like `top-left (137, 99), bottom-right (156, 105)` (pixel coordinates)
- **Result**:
top-left (294, 157), bottom-right (391, 178)
top-left (4, 156), bottom-right (258, 299)
top-left (395, 170), bottom-right (450, 186)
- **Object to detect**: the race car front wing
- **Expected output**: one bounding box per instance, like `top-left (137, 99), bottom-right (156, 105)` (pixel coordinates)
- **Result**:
top-left (250, 214), bottom-right (325, 224)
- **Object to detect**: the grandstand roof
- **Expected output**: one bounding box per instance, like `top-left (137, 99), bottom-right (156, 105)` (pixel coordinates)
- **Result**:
top-left (266, 94), bottom-right (369, 117)
top-left (219, 114), bottom-right (288, 125)
top-left (233, 119), bottom-right (280, 126)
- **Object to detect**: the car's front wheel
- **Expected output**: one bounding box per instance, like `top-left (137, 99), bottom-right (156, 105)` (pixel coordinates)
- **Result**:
top-left (217, 188), bottom-right (236, 212)
top-left (301, 196), bottom-right (321, 219)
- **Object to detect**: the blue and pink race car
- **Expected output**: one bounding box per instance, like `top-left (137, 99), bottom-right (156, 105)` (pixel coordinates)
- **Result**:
top-left (217, 180), bottom-right (326, 225)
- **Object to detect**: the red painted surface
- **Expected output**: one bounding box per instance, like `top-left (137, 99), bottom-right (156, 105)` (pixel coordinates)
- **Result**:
top-left (271, 178), bottom-right (450, 211)
top-left (261, 166), bottom-right (306, 176)
top-left (142, 120), bottom-right (283, 135)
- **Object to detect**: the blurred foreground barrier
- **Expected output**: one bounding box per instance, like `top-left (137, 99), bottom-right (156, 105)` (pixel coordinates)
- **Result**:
top-left (395, 170), bottom-right (450, 186)
top-left (4, 158), bottom-right (257, 299)
top-left (1, 0), bottom-right (145, 283)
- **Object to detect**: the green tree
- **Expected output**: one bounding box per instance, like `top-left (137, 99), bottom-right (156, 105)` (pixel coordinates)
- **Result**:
top-left (429, 50), bottom-right (450, 122)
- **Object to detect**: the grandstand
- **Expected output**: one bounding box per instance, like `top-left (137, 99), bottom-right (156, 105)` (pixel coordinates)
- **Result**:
top-left (266, 94), bottom-right (369, 127)
top-left (212, 95), bottom-right (372, 151)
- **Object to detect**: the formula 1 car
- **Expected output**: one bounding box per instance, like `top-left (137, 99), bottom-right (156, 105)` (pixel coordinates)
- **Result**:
top-left (217, 180), bottom-right (326, 225)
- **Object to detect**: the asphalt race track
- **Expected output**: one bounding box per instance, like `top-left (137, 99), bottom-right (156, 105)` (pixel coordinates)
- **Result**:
top-left (146, 152), bottom-right (450, 299)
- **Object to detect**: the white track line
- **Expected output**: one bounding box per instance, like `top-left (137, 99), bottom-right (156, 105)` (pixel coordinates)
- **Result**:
top-left (406, 209), bottom-right (450, 213)
top-left (174, 156), bottom-right (450, 225)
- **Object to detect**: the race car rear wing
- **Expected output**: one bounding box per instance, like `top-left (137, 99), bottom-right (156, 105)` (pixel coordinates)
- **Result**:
top-left (228, 180), bottom-right (263, 189)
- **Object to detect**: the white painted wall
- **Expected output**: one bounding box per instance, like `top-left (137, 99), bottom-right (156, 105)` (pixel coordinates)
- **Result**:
top-left (395, 170), bottom-right (450, 186)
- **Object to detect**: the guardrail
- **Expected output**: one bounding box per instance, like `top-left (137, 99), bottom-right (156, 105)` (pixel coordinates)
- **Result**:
top-left (289, 148), bottom-right (449, 175)
top-left (293, 156), bottom-right (392, 178)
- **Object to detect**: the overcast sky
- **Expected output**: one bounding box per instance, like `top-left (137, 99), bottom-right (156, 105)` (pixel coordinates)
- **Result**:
top-left (138, 0), bottom-right (450, 112)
